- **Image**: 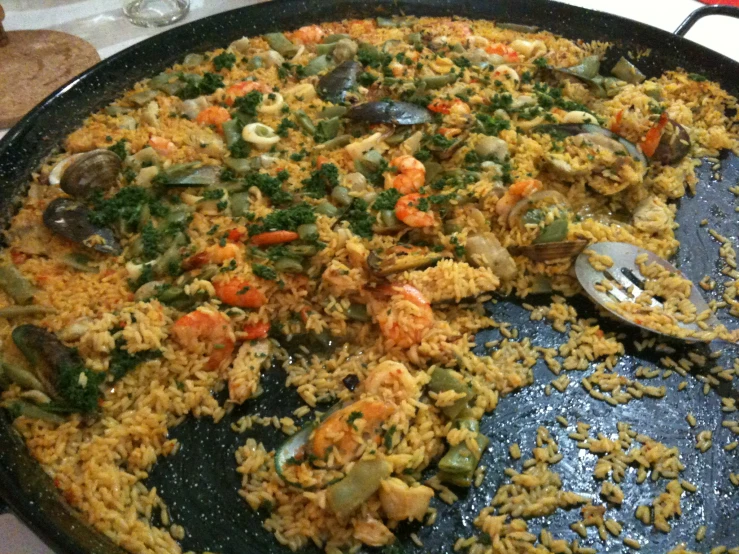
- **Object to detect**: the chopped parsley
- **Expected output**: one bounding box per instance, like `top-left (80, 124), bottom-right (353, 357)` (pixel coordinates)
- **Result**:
top-left (430, 133), bottom-right (456, 149)
top-left (212, 51), bottom-right (236, 71)
top-left (252, 264), bottom-right (277, 281)
top-left (301, 163), bottom-right (339, 199)
top-left (358, 71), bottom-right (379, 86)
top-left (688, 73), bottom-right (707, 82)
top-left (177, 72), bottom-right (224, 99)
top-left (233, 90), bottom-right (263, 117)
top-left (109, 338), bottom-right (161, 380)
top-left (344, 198), bottom-right (374, 238)
top-left (347, 411), bottom-right (363, 430)
top-left (248, 203), bottom-right (316, 234)
top-left (476, 113), bottom-right (511, 136)
top-left (245, 172), bottom-right (292, 206)
top-left (229, 138), bottom-right (251, 159)
top-left (107, 139), bottom-right (128, 160)
top-left (372, 188), bottom-right (401, 211)
top-left (277, 117), bottom-right (298, 137)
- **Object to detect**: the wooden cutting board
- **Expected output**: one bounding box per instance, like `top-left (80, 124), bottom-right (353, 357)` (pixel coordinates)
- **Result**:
top-left (0, 5), bottom-right (100, 128)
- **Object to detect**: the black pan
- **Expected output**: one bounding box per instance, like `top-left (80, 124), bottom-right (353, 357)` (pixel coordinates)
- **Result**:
top-left (1, 1), bottom-right (739, 553)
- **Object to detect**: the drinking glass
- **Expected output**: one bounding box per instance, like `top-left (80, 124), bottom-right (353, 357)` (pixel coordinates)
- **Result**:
top-left (123, 0), bottom-right (190, 28)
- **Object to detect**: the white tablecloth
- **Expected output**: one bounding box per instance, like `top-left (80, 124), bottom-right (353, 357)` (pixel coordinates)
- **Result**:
top-left (0, 0), bottom-right (738, 552)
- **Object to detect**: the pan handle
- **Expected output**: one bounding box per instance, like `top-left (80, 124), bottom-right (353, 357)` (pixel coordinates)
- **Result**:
top-left (675, 5), bottom-right (739, 36)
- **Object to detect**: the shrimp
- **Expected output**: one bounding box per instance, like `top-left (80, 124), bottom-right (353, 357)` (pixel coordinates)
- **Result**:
top-left (213, 277), bottom-right (267, 308)
top-left (224, 80), bottom-right (270, 106)
top-left (195, 106), bottom-right (231, 134)
top-left (171, 309), bottom-right (235, 371)
top-left (369, 284), bottom-right (434, 348)
top-left (148, 136), bottom-right (176, 156)
top-left (310, 398), bottom-right (395, 461)
top-left (427, 98), bottom-right (470, 116)
top-left (495, 178), bottom-right (544, 218)
top-left (395, 193), bottom-right (435, 228)
top-left (385, 155), bottom-right (426, 194)
top-left (292, 24), bottom-right (324, 44)
top-left (485, 43), bottom-right (520, 62)
top-left (362, 361), bottom-right (418, 402)
top-left (183, 243), bottom-right (242, 270)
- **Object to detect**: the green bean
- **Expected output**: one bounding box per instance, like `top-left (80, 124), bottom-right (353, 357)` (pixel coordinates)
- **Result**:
top-left (3, 400), bottom-right (65, 424)
top-left (294, 110), bottom-right (316, 135)
top-left (105, 106), bottom-right (131, 116)
top-left (0, 265), bottom-right (36, 305)
top-left (324, 33), bottom-right (350, 44)
top-left (316, 43), bottom-right (338, 56)
top-left (246, 56), bottom-right (263, 70)
top-left (346, 304), bottom-right (369, 322)
top-left (421, 73), bottom-right (458, 90)
top-left (319, 106), bottom-right (348, 119)
top-left (156, 285), bottom-right (186, 304)
top-left (1, 361), bottom-right (44, 390)
top-left (0, 305), bottom-right (57, 319)
top-left (450, 43), bottom-right (465, 54)
top-left (297, 223), bottom-right (319, 241)
top-left (315, 201), bottom-right (339, 217)
top-left (292, 245), bottom-right (320, 258)
top-left (303, 54), bottom-right (331, 76)
top-left (382, 39), bottom-right (402, 53)
top-left (497, 22), bottom-right (540, 33)
top-left (379, 210), bottom-right (400, 230)
top-left (438, 418), bottom-right (489, 486)
top-left (611, 57), bottom-right (646, 84)
top-left (533, 218), bottom-right (568, 244)
top-left (407, 32), bottom-right (422, 46)
top-left (424, 161), bottom-right (443, 185)
top-left (274, 258), bottom-right (304, 273)
top-left (149, 72), bottom-right (175, 90)
top-left (230, 192), bottom-right (251, 217)
top-left (315, 117), bottom-right (341, 142)
top-left (428, 367), bottom-right (472, 420)
top-left (376, 16), bottom-right (400, 28)
top-left (165, 207), bottom-right (193, 225)
top-left (61, 253), bottom-right (99, 273)
top-left (444, 222), bottom-right (462, 235)
top-left (331, 186), bottom-right (352, 207)
top-left (128, 89), bottom-right (159, 106)
top-left (183, 53), bottom-right (205, 68)
top-left (264, 32), bottom-right (299, 57)
top-left (153, 234), bottom-right (186, 277)
top-left (224, 157), bottom-right (254, 174)
top-left (385, 130), bottom-right (410, 146)
top-left (138, 203), bottom-right (151, 229)
top-left (327, 458), bottom-right (392, 516)
top-left (316, 134), bottom-right (351, 150)
top-left (222, 119), bottom-right (243, 148)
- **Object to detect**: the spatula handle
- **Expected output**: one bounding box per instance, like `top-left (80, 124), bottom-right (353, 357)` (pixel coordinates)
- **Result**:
top-left (0, 4), bottom-right (8, 47)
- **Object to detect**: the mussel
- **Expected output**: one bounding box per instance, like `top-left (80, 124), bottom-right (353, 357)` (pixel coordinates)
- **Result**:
top-left (508, 239), bottom-right (589, 262)
top-left (367, 246), bottom-right (445, 276)
top-left (346, 101), bottom-right (432, 126)
top-left (11, 324), bottom-right (103, 414)
top-left (59, 149), bottom-right (122, 198)
top-left (652, 118), bottom-right (691, 165)
top-left (43, 198), bottom-right (122, 255)
top-left (318, 61), bottom-right (362, 104)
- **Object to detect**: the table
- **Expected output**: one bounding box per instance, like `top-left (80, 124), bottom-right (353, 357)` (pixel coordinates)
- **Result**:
top-left (0, 1), bottom-right (738, 552)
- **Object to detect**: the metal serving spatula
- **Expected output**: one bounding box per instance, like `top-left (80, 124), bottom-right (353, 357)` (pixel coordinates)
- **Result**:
top-left (574, 241), bottom-right (726, 342)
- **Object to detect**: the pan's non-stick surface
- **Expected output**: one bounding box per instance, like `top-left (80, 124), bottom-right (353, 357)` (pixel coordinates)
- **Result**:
top-left (0, 1), bottom-right (738, 553)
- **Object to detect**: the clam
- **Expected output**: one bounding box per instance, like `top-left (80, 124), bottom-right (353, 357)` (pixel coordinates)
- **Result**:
top-left (367, 246), bottom-right (446, 276)
top-left (318, 60), bottom-right (362, 104)
top-left (59, 149), bottom-right (122, 198)
top-left (508, 239), bottom-right (589, 262)
top-left (346, 101), bottom-right (433, 126)
top-left (534, 123), bottom-right (648, 168)
top-left (43, 198), bottom-right (122, 255)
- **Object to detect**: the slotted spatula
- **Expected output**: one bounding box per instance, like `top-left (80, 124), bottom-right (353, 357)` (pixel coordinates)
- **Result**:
top-left (574, 241), bottom-right (727, 342)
